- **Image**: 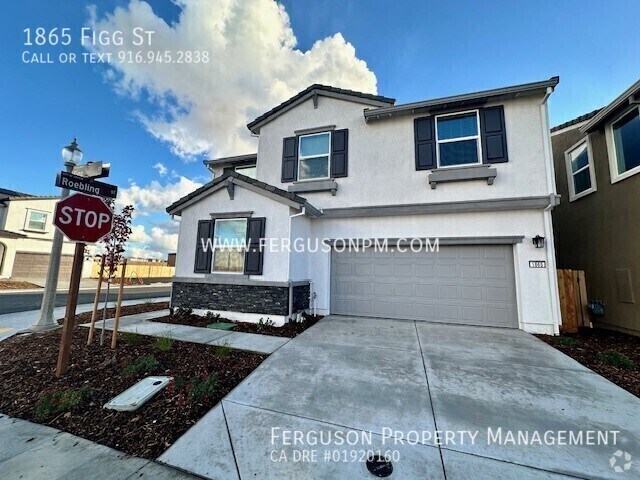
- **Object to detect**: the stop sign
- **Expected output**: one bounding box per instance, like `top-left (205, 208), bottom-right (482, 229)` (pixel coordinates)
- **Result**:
top-left (54, 193), bottom-right (114, 243)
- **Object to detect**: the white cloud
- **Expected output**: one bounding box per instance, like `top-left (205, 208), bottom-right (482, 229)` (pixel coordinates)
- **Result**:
top-left (153, 162), bottom-right (168, 176)
top-left (126, 222), bottom-right (179, 260)
top-left (89, 0), bottom-right (378, 160)
top-left (116, 176), bottom-right (202, 216)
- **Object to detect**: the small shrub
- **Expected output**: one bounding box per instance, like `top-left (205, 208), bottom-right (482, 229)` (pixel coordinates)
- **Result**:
top-left (122, 331), bottom-right (142, 345)
top-left (121, 355), bottom-right (159, 376)
top-left (256, 318), bottom-right (275, 333)
top-left (34, 386), bottom-right (91, 421)
top-left (215, 341), bottom-right (233, 357)
top-left (205, 311), bottom-right (221, 322)
top-left (174, 307), bottom-right (193, 318)
top-left (187, 372), bottom-right (218, 403)
top-left (154, 335), bottom-right (173, 351)
top-left (553, 336), bottom-right (579, 347)
top-left (598, 350), bottom-right (635, 369)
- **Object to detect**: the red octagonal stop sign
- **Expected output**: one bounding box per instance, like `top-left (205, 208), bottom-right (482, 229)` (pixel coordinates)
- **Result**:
top-left (54, 193), bottom-right (114, 243)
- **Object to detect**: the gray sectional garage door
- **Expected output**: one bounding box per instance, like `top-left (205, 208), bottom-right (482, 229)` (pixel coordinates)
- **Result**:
top-left (330, 245), bottom-right (518, 328)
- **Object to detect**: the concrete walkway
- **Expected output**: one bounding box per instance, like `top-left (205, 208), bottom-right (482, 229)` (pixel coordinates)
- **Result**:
top-left (0, 414), bottom-right (200, 479)
top-left (0, 297), bottom-right (170, 342)
top-left (159, 316), bottom-right (640, 480)
top-left (80, 312), bottom-right (291, 355)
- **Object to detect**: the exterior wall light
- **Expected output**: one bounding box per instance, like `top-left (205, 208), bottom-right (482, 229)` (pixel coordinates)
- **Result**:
top-left (532, 235), bottom-right (545, 248)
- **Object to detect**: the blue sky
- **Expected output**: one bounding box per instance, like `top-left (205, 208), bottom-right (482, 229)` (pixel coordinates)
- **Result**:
top-left (0, 0), bottom-right (638, 257)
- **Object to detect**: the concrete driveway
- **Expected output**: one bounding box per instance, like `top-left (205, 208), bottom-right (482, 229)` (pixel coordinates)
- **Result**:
top-left (160, 316), bottom-right (640, 479)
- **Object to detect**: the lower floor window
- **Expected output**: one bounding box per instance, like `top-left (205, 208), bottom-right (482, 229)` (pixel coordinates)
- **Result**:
top-left (213, 218), bottom-right (247, 273)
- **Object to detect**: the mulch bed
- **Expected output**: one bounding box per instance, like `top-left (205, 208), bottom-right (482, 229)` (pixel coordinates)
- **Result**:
top-left (57, 301), bottom-right (169, 327)
top-left (536, 328), bottom-right (640, 397)
top-left (0, 280), bottom-right (42, 290)
top-left (154, 311), bottom-right (323, 338)
top-left (0, 329), bottom-right (266, 459)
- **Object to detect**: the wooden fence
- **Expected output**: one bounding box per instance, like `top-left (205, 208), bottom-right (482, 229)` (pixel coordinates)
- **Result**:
top-left (557, 269), bottom-right (590, 333)
top-left (91, 261), bottom-right (174, 280)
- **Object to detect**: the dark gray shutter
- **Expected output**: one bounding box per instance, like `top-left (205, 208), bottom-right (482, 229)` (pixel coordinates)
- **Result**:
top-left (282, 137), bottom-right (298, 182)
top-left (330, 129), bottom-right (348, 178)
top-left (244, 217), bottom-right (266, 275)
top-left (414, 117), bottom-right (436, 170)
top-left (194, 220), bottom-right (214, 273)
top-left (480, 106), bottom-right (508, 164)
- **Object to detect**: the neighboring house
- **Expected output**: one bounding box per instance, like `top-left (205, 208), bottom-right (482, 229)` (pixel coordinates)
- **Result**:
top-left (551, 78), bottom-right (640, 336)
top-left (167, 79), bottom-right (563, 334)
top-left (0, 188), bottom-right (89, 281)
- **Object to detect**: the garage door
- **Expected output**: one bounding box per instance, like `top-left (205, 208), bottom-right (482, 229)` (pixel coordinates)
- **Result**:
top-left (330, 245), bottom-right (518, 328)
top-left (11, 252), bottom-right (74, 281)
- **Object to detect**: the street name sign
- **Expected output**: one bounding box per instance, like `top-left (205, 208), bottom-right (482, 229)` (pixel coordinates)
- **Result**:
top-left (56, 171), bottom-right (117, 199)
top-left (53, 193), bottom-right (114, 243)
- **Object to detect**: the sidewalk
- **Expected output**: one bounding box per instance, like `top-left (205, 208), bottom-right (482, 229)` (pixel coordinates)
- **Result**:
top-left (81, 311), bottom-right (291, 355)
top-left (0, 297), bottom-right (170, 342)
top-left (0, 413), bottom-right (200, 479)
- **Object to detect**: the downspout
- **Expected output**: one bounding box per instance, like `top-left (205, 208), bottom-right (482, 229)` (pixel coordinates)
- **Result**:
top-left (540, 88), bottom-right (562, 334)
top-left (288, 207), bottom-right (306, 317)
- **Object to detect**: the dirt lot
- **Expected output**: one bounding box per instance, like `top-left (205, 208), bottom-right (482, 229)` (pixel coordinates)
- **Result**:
top-left (0, 328), bottom-right (266, 458)
top-left (57, 301), bottom-right (169, 327)
top-left (154, 310), bottom-right (323, 338)
top-left (536, 328), bottom-right (639, 397)
top-left (0, 280), bottom-right (41, 290)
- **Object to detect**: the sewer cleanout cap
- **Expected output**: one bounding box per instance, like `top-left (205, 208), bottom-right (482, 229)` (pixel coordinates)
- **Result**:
top-left (366, 454), bottom-right (393, 477)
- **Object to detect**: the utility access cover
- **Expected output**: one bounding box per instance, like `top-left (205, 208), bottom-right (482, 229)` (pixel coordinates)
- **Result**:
top-left (104, 376), bottom-right (172, 412)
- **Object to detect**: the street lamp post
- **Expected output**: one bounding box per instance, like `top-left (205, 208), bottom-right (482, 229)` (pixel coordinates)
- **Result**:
top-left (30, 139), bottom-right (83, 332)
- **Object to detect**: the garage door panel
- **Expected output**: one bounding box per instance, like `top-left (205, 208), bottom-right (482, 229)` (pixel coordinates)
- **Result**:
top-left (331, 245), bottom-right (518, 328)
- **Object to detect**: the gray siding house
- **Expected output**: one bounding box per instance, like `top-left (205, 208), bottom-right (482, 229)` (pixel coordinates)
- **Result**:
top-left (552, 78), bottom-right (640, 336)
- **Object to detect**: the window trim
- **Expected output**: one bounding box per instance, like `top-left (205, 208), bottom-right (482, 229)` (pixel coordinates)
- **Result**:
top-left (564, 137), bottom-right (597, 202)
top-left (435, 109), bottom-right (483, 169)
top-left (606, 105), bottom-right (640, 184)
top-left (297, 131), bottom-right (331, 182)
top-left (24, 209), bottom-right (48, 233)
top-left (212, 217), bottom-right (248, 274)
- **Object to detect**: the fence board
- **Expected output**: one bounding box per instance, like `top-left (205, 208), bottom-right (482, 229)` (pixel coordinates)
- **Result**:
top-left (557, 269), bottom-right (589, 333)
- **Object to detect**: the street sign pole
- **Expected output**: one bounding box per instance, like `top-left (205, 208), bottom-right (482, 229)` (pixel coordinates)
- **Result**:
top-left (31, 162), bottom-right (75, 332)
top-left (55, 241), bottom-right (85, 377)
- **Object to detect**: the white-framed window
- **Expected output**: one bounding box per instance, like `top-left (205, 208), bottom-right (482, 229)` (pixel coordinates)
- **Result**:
top-left (564, 138), bottom-right (596, 201)
top-left (435, 110), bottom-right (482, 168)
top-left (606, 105), bottom-right (640, 183)
top-left (24, 209), bottom-right (48, 232)
top-left (234, 165), bottom-right (257, 179)
top-left (212, 218), bottom-right (247, 273)
top-left (298, 132), bottom-right (331, 180)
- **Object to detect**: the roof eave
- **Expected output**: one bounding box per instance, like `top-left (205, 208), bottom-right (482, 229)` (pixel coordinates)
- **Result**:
top-left (364, 76), bottom-right (560, 122)
top-left (580, 79), bottom-right (640, 133)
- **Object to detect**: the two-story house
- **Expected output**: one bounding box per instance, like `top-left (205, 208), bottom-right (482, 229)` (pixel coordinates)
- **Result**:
top-left (0, 188), bottom-right (89, 282)
top-left (552, 78), bottom-right (640, 336)
top-left (167, 78), bottom-right (562, 334)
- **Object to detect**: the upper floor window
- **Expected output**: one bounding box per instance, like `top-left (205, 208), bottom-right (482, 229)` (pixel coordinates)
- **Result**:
top-left (298, 132), bottom-right (330, 180)
top-left (25, 209), bottom-right (47, 232)
top-left (212, 218), bottom-right (246, 273)
top-left (565, 139), bottom-right (596, 201)
top-left (608, 106), bottom-right (640, 182)
top-left (435, 111), bottom-right (481, 168)
top-left (235, 165), bottom-right (257, 179)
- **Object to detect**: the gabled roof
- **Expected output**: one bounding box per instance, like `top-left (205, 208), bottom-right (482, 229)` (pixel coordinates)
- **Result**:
top-left (580, 78), bottom-right (640, 133)
top-left (0, 187), bottom-right (31, 199)
top-left (247, 84), bottom-right (395, 134)
top-left (166, 171), bottom-right (320, 217)
top-left (551, 108), bottom-right (602, 133)
top-left (0, 229), bottom-right (27, 239)
top-left (364, 77), bottom-right (560, 122)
